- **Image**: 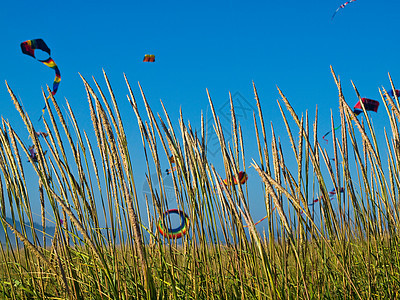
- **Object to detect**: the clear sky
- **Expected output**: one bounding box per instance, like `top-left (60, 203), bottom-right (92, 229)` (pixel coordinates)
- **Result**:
top-left (0, 0), bottom-right (399, 229)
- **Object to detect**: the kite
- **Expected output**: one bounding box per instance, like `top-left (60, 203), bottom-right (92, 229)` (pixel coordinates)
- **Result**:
top-left (28, 145), bottom-right (47, 163)
top-left (35, 131), bottom-right (49, 138)
top-left (157, 209), bottom-right (190, 239)
top-left (331, 0), bottom-right (357, 20)
top-left (29, 131), bottom-right (49, 140)
top-left (166, 155), bottom-right (177, 175)
top-left (222, 171), bottom-right (248, 186)
top-left (28, 145), bottom-right (38, 163)
top-left (329, 187), bottom-right (344, 196)
top-left (143, 54), bottom-right (155, 62)
top-left (353, 98), bottom-right (379, 116)
top-left (21, 39), bottom-right (61, 120)
top-left (20, 39), bottom-right (61, 97)
top-left (306, 187), bottom-right (345, 212)
top-left (166, 166), bottom-right (177, 175)
top-left (322, 97), bottom-right (379, 142)
top-left (306, 187), bottom-right (344, 209)
top-left (389, 89), bottom-right (400, 98)
top-left (169, 155), bottom-right (175, 164)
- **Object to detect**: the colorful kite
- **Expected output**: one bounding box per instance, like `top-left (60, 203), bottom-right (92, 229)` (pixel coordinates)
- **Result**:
top-left (28, 145), bottom-right (38, 163)
top-left (329, 187), bottom-right (344, 195)
top-left (35, 131), bottom-right (49, 138)
top-left (28, 145), bottom-right (47, 163)
top-left (166, 155), bottom-right (177, 175)
top-left (389, 89), bottom-right (400, 98)
top-left (166, 166), bottom-right (177, 175)
top-left (20, 39), bottom-right (61, 96)
top-left (332, 0), bottom-right (357, 20)
top-left (322, 97), bottom-right (379, 142)
top-left (306, 187), bottom-right (345, 211)
top-left (157, 209), bottom-right (190, 239)
top-left (222, 171), bottom-right (248, 186)
top-left (353, 98), bottom-right (379, 116)
top-left (306, 187), bottom-right (344, 209)
top-left (143, 54), bottom-right (155, 62)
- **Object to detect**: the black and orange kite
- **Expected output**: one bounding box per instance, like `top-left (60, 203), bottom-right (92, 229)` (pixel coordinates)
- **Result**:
top-left (143, 54), bottom-right (155, 62)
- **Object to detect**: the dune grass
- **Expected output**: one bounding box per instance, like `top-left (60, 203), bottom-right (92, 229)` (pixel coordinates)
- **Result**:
top-left (0, 66), bottom-right (400, 299)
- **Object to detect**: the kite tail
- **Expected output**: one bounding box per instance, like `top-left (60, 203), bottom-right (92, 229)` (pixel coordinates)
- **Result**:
top-left (331, 0), bottom-right (357, 20)
top-left (40, 58), bottom-right (61, 96)
top-left (40, 59), bottom-right (60, 120)
top-left (52, 66), bottom-right (61, 95)
top-left (322, 124), bottom-right (342, 143)
top-left (253, 214), bottom-right (269, 226)
top-left (331, 9), bottom-right (339, 20)
top-left (243, 215), bottom-right (268, 228)
top-left (244, 206), bottom-right (276, 228)
top-left (322, 130), bottom-right (331, 143)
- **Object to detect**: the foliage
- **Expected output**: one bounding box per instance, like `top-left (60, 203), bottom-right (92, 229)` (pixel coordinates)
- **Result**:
top-left (0, 67), bottom-right (399, 299)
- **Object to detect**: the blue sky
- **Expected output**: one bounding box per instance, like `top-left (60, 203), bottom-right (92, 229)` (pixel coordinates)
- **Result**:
top-left (0, 0), bottom-right (399, 229)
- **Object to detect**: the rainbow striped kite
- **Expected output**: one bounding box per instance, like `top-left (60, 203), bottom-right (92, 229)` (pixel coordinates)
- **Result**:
top-left (157, 209), bottom-right (190, 239)
top-left (20, 39), bottom-right (61, 96)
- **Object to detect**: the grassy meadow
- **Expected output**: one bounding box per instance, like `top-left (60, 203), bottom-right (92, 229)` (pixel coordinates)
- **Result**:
top-left (1, 67), bottom-right (400, 299)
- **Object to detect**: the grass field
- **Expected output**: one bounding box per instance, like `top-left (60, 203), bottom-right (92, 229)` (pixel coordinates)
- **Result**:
top-left (0, 67), bottom-right (400, 299)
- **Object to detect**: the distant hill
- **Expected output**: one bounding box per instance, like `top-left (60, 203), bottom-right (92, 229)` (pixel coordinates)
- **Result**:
top-left (0, 217), bottom-right (57, 247)
top-left (0, 217), bottom-right (238, 247)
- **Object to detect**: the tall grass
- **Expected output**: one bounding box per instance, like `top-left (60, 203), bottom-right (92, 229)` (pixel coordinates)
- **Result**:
top-left (0, 66), bottom-right (400, 299)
